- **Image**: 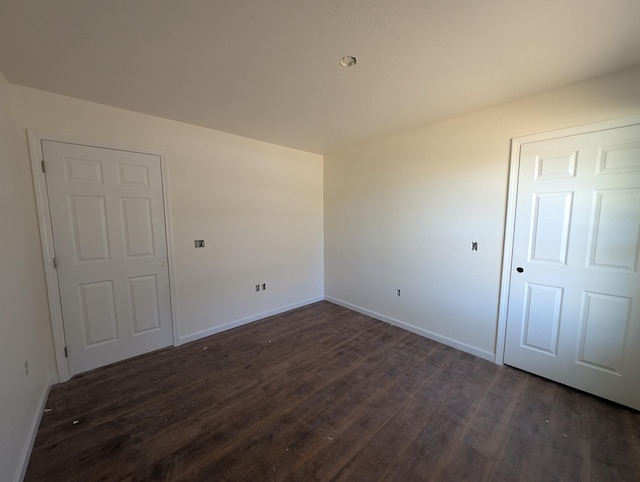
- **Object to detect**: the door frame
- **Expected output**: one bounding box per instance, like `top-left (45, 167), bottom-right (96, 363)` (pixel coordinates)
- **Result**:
top-left (495, 113), bottom-right (640, 364)
top-left (28, 130), bottom-right (179, 382)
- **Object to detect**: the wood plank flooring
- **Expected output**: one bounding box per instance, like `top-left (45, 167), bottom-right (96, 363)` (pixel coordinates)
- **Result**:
top-left (26, 301), bottom-right (640, 481)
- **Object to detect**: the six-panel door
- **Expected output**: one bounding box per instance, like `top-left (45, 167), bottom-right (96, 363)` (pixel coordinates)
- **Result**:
top-left (504, 124), bottom-right (640, 410)
top-left (43, 141), bottom-right (173, 376)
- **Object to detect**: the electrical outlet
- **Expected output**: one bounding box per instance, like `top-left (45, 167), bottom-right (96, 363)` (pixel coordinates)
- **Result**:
top-left (194, 240), bottom-right (205, 248)
top-left (24, 360), bottom-right (29, 377)
top-left (396, 289), bottom-right (401, 297)
top-left (262, 283), bottom-right (267, 291)
top-left (255, 284), bottom-right (260, 292)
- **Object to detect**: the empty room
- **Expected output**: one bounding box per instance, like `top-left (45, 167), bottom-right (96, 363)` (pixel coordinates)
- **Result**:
top-left (1, 1), bottom-right (639, 481)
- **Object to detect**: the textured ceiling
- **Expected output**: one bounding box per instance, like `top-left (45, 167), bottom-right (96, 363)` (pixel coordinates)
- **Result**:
top-left (1, 0), bottom-right (639, 154)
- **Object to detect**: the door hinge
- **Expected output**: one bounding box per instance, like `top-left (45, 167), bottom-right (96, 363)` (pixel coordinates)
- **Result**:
top-left (53, 257), bottom-right (57, 269)
top-left (64, 346), bottom-right (68, 358)
top-left (41, 160), bottom-right (46, 173)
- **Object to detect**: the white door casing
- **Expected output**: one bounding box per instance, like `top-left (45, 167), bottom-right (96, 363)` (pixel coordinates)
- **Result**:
top-left (498, 118), bottom-right (640, 410)
top-left (30, 133), bottom-right (177, 380)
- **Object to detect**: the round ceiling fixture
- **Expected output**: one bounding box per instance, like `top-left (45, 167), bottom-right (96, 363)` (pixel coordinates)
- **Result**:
top-left (340, 56), bottom-right (357, 67)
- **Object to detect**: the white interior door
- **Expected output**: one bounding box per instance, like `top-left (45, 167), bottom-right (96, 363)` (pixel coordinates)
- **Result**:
top-left (43, 140), bottom-right (173, 376)
top-left (504, 123), bottom-right (640, 410)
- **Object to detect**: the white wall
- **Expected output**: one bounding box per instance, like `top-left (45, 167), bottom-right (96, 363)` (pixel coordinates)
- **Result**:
top-left (0, 72), bottom-right (57, 481)
top-left (9, 85), bottom-right (324, 342)
top-left (324, 66), bottom-right (640, 359)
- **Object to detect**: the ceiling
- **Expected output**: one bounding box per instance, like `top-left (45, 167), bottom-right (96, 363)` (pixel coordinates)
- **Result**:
top-left (1, 0), bottom-right (639, 154)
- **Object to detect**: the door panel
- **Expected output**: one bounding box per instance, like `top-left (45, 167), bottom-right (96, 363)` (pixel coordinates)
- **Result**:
top-left (521, 283), bottom-right (563, 355)
top-left (588, 189), bottom-right (640, 270)
top-left (529, 192), bottom-right (573, 264)
top-left (577, 292), bottom-right (630, 373)
top-left (121, 197), bottom-right (155, 258)
top-left (128, 274), bottom-right (162, 334)
top-left (70, 195), bottom-right (110, 261)
top-left (79, 280), bottom-right (119, 346)
top-left (43, 141), bottom-right (173, 375)
top-left (504, 124), bottom-right (640, 410)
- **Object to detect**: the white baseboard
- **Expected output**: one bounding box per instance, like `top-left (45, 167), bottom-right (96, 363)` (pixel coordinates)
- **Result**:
top-left (325, 296), bottom-right (496, 363)
top-left (178, 296), bottom-right (325, 345)
top-left (15, 374), bottom-right (58, 482)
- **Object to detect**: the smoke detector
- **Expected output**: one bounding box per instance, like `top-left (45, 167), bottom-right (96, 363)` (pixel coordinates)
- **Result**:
top-left (339, 56), bottom-right (357, 67)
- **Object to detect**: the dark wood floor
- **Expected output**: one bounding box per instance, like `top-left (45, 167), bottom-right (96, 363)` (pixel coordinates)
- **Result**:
top-left (26, 301), bottom-right (639, 481)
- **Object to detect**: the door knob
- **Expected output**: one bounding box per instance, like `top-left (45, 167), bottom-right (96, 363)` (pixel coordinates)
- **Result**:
top-left (516, 267), bottom-right (524, 273)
